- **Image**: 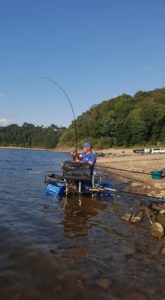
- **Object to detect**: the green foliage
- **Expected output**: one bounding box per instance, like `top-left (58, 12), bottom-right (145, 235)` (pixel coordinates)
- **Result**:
top-left (59, 88), bottom-right (165, 148)
top-left (0, 123), bottom-right (66, 148)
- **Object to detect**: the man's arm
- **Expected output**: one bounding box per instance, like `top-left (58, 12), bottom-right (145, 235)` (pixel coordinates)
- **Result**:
top-left (88, 153), bottom-right (96, 166)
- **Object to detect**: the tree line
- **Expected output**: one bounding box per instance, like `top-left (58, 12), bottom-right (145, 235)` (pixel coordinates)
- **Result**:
top-left (0, 123), bottom-right (66, 148)
top-left (1, 88), bottom-right (165, 149)
top-left (59, 88), bottom-right (165, 148)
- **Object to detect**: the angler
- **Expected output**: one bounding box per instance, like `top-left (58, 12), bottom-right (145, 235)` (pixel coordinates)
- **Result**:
top-left (72, 142), bottom-right (96, 171)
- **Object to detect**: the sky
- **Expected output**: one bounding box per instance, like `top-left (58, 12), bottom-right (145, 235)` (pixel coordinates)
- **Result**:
top-left (0, 0), bottom-right (165, 127)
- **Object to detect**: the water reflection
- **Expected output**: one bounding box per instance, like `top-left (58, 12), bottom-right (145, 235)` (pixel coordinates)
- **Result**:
top-left (61, 196), bottom-right (107, 238)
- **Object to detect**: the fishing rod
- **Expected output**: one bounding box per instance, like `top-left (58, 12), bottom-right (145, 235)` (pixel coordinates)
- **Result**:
top-left (26, 162), bottom-right (61, 171)
top-left (111, 189), bottom-right (165, 203)
top-left (27, 169), bottom-right (61, 175)
top-left (99, 167), bottom-right (145, 183)
top-left (98, 167), bottom-right (165, 202)
top-left (96, 164), bottom-right (151, 176)
top-left (34, 76), bottom-right (78, 155)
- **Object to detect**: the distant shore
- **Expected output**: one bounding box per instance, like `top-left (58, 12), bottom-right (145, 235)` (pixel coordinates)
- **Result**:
top-left (0, 146), bottom-right (70, 152)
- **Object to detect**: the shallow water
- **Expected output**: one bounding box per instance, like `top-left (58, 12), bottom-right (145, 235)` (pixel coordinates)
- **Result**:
top-left (0, 149), bottom-right (164, 300)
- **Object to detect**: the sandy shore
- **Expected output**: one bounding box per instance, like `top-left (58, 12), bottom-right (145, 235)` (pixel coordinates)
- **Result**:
top-left (96, 149), bottom-right (165, 198)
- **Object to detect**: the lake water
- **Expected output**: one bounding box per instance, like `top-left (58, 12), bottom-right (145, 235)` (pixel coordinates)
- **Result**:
top-left (0, 149), bottom-right (164, 300)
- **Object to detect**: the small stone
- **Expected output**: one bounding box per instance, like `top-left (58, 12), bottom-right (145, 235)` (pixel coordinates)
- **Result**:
top-left (159, 209), bottom-right (165, 215)
top-left (145, 185), bottom-right (152, 190)
top-left (161, 247), bottom-right (165, 255)
top-left (149, 192), bottom-right (157, 197)
top-left (151, 203), bottom-right (165, 211)
top-left (157, 191), bottom-right (165, 198)
top-left (121, 213), bottom-right (132, 222)
top-left (130, 213), bottom-right (142, 223)
top-left (131, 182), bottom-right (142, 188)
top-left (150, 222), bottom-right (164, 239)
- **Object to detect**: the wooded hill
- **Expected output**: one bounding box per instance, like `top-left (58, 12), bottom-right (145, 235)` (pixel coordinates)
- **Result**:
top-left (0, 123), bottom-right (66, 148)
top-left (1, 88), bottom-right (165, 149)
top-left (59, 88), bottom-right (165, 148)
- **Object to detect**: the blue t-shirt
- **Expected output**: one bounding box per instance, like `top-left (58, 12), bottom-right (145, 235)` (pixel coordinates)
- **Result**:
top-left (81, 151), bottom-right (96, 167)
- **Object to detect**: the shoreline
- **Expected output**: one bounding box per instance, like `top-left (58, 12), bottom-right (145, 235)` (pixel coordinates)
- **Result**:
top-left (0, 146), bottom-right (71, 153)
top-left (0, 145), bottom-right (164, 153)
top-left (1, 145), bottom-right (165, 197)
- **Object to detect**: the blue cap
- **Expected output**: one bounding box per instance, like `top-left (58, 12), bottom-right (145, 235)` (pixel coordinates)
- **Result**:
top-left (83, 142), bottom-right (92, 148)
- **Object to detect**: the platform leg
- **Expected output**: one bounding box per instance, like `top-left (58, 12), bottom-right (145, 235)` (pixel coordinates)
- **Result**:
top-left (92, 175), bottom-right (95, 188)
top-left (78, 181), bottom-right (82, 194)
top-left (65, 180), bottom-right (69, 196)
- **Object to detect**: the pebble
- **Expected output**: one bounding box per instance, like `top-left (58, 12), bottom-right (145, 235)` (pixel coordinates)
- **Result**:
top-left (151, 203), bottom-right (165, 211)
top-left (131, 182), bottom-right (142, 188)
top-left (159, 209), bottom-right (165, 215)
top-left (157, 191), bottom-right (165, 198)
top-left (144, 185), bottom-right (152, 190)
top-left (130, 213), bottom-right (142, 223)
top-left (121, 213), bottom-right (132, 222)
top-left (150, 222), bottom-right (164, 239)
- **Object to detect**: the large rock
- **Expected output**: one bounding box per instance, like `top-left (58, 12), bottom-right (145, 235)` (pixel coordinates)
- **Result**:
top-left (150, 222), bottom-right (164, 239)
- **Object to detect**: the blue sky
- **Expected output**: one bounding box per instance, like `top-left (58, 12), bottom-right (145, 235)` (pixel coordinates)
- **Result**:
top-left (0, 0), bottom-right (165, 127)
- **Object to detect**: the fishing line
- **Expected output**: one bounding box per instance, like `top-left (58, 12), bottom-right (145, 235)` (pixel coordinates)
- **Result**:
top-left (26, 163), bottom-right (60, 171)
top-left (111, 189), bottom-right (165, 203)
top-left (96, 164), bottom-right (151, 176)
top-left (100, 168), bottom-right (145, 183)
top-left (34, 76), bottom-right (78, 155)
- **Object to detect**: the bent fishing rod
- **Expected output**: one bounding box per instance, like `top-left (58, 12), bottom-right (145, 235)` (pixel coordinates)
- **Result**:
top-left (34, 76), bottom-right (78, 155)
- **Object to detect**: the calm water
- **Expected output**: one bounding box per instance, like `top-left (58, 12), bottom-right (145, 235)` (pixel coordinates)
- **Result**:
top-left (0, 149), bottom-right (164, 300)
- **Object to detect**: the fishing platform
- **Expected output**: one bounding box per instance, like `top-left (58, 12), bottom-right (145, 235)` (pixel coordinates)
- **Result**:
top-left (45, 160), bottom-right (114, 196)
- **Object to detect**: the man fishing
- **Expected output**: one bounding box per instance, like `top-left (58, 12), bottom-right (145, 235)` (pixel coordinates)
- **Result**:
top-left (73, 142), bottom-right (96, 170)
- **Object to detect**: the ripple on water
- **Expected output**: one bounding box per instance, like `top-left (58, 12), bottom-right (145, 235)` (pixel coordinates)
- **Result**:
top-left (0, 149), bottom-right (165, 300)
